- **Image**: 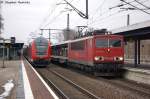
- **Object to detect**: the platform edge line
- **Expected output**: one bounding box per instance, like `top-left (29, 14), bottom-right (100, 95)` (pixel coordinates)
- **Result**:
top-left (25, 60), bottom-right (59, 99)
top-left (21, 60), bottom-right (34, 99)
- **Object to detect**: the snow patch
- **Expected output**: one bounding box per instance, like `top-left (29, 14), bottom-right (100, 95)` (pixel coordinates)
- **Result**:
top-left (0, 79), bottom-right (14, 99)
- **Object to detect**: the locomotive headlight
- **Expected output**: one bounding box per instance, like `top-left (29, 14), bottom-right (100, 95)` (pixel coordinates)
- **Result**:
top-left (114, 57), bottom-right (123, 61)
top-left (94, 56), bottom-right (104, 61)
top-left (94, 56), bottom-right (100, 61)
top-left (119, 57), bottom-right (123, 61)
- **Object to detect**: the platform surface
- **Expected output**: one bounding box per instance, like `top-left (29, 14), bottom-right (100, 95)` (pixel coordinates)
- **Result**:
top-left (0, 60), bottom-right (58, 99)
top-left (124, 63), bottom-right (150, 74)
top-left (0, 60), bottom-right (20, 99)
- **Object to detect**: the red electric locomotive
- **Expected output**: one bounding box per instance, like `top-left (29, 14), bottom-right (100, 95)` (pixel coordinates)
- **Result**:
top-left (51, 29), bottom-right (124, 76)
top-left (24, 36), bottom-right (51, 66)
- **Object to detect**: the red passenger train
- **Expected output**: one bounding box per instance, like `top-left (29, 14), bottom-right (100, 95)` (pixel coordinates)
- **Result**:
top-left (51, 30), bottom-right (124, 76)
top-left (24, 36), bottom-right (51, 66)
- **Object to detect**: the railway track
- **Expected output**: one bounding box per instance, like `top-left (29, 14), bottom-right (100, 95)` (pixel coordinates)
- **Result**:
top-left (25, 55), bottom-right (150, 99)
top-left (38, 71), bottom-right (69, 99)
top-left (98, 78), bottom-right (150, 97)
top-left (45, 64), bottom-right (150, 99)
top-left (62, 63), bottom-right (150, 97)
top-left (24, 53), bottom-right (150, 99)
top-left (36, 68), bottom-right (100, 99)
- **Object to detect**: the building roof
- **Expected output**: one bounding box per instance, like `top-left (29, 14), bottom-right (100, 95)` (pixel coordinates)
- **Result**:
top-left (0, 42), bottom-right (24, 48)
top-left (111, 20), bottom-right (150, 33)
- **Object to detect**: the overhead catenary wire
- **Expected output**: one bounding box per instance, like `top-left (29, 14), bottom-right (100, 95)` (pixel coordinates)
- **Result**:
top-left (88, 8), bottom-right (121, 26)
top-left (89, 0), bottom-right (129, 26)
top-left (88, 10), bottom-right (126, 26)
top-left (40, 0), bottom-right (75, 29)
top-left (34, 0), bottom-right (150, 35)
top-left (89, 0), bottom-right (107, 21)
top-left (109, 0), bottom-right (140, 10)
top-left (134, 0), bottom-right (150, 9)
top-left (38, 1), bottom-right (61, 28)
top-left (33, 0), bottom-right (63, 33)
top-left (120, 0), bottom-right (150, 15)
top-left (33, 0), bottom-right (77, 39)
top-left (63, 0), bottom-right (88, 19)
top-left (89, 0), bottom-right (149, 26)
top-left (42, 11), bottom-right (65, 29)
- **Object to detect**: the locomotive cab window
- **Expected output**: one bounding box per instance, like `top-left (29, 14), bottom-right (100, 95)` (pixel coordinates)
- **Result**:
top-left (95, 39), bottom-right (108, 48)
top-left (95, 38), bottom-right (121, 48)
top-left (36, 45), bottom-right (48, 51)
top-left (109, 39), bottom-right (121, 47)
top-left (35, 37), bottom-right (49, 56)
top-left (35, 42), bottom-right (48, 51)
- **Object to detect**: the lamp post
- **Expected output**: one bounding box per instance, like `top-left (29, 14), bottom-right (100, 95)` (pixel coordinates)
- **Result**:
top-left (0, 37), bottom-right (5, 68)
top-left (2, 38), bottom-right (5, 68)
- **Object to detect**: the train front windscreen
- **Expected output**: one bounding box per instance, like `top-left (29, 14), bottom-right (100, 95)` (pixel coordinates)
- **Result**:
top-left (94, 36), bottom-right (123, 62)
top-left (35, 37), bottom-right (48, 56)
top-left (95, 39), bottom-right (121, 48)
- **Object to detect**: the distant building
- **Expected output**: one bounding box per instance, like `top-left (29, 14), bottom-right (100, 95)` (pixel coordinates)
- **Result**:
top-left (0, 39), bottom-right (24, 60)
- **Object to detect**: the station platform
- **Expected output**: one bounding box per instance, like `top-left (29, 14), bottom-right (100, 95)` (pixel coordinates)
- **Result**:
top-left (0, 60), bottom-right (58, 99)
top-left (123, 63), bottom-right (150, 85)
top-left (124, 62), bottom-right (150, 69)
top-left (124, 63), bottom-right (150, 74)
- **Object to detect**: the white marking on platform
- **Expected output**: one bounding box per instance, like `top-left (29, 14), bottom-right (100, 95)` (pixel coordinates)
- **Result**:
top-left (0, 79), bottom-right (14, 99)
top-left (26, 60), bottom-right (59, 99)
top-left (21, 61), bottom-right (34, 99)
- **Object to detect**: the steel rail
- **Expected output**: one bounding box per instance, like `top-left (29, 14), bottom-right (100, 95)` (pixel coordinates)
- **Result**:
top-left (109, 79), bottom-right (150, 96)
top-left (48, 69), bottom-right (101, 99)
top-left (24, 57), bottom-right (69, 99)
top-left (38, 71), bottom-right (69, 99)
top-left (98, 77), bottom-right (150, 97)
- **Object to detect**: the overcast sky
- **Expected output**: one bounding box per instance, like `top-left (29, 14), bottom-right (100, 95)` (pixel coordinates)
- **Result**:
top-left (1, 0), bottom-right (150, 43)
